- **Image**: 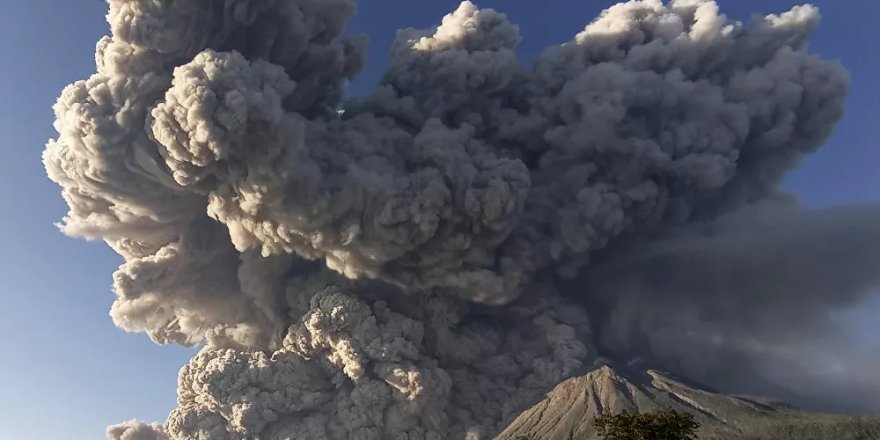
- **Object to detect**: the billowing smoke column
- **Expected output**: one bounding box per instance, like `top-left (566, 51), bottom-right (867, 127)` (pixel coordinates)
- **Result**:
top-left (43, 0), bottom-right (879, 438)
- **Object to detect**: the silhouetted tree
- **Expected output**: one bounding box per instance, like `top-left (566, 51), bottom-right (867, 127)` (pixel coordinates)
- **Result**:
top-left (592, 410), bottom-right (700, 440)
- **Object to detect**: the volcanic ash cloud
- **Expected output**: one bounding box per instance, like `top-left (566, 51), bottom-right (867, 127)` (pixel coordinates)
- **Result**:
top-left (44, 0), bottom-right (880, 438)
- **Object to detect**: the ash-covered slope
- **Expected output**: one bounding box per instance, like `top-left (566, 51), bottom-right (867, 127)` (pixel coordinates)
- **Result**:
top-left (495, 365), bottom-right (880, 440)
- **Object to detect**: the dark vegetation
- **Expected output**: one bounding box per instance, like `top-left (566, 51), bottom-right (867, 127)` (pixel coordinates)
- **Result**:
top-left (590, 410), bottom-right (700, 440)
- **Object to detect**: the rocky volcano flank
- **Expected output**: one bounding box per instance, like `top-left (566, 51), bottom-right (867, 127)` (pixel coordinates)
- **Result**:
top-left (495, 365), bottom-right (880, 440)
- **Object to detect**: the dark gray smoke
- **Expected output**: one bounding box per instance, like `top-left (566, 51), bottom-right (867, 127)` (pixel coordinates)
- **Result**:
top-left (44, 0), bottom-right (878, 438)
top-left (577, 199), bottom-right (880, 412)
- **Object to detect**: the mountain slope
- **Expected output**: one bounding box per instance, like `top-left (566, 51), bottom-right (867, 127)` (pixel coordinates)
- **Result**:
top-left (495, 365), bottom-right (880, 440)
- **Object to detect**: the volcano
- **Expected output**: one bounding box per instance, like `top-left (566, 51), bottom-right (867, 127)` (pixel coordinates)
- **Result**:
top-left (496, 365), bottom-right (880, 440)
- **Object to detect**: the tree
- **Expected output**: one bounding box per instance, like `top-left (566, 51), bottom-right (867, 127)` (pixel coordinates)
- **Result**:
top-left (592, 410), bottom-right (700, 440)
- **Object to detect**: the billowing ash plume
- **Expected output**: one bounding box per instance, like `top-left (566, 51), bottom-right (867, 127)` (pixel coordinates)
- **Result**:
top-left (107, 420), bottom-right (168, 440)
top-left (44, 0), bottom-right (878, 438)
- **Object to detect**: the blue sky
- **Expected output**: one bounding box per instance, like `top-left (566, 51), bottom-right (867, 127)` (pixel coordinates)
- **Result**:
top-left (0, 1), bottom-right (876, 438)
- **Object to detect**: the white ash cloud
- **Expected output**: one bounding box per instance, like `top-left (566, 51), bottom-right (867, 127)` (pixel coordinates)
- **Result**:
top-left (41, 0), bottom-right (878, 438)
top-left (106, 420), bottom-right (167, 440)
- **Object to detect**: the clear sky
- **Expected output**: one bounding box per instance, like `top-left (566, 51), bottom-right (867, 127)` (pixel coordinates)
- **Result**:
top-left (0, 1), bottom-right (877, 438)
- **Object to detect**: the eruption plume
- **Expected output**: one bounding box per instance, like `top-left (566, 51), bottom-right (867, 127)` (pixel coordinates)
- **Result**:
top-left (43, 0), bottom-right (878, 438)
